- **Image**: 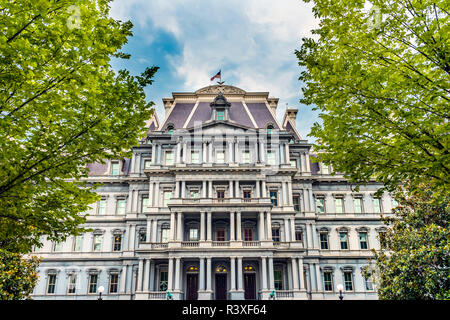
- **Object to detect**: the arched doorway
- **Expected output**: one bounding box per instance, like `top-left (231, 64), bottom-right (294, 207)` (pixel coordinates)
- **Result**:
top-left (244, 264), bottom-right (256, 300)
top-left (215, 265), bottom-right (228, 300)
top-left (186, 265), bottom-right (199, 300)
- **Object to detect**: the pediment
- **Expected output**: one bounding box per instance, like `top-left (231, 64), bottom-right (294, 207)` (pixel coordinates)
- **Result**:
top-left (186, 120), bottom-right (255, 134)
top-left (195, 85), bottom-right (246, 95)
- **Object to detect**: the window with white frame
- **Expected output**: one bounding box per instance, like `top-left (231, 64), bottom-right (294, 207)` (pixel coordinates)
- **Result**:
top-left (242, 151), bottom-right (250, 164)
top-left (274, 268), bottom-right (284, 290)
top-left (113, 234), bottom-right (122, 251)
top-left (144, 160), bottom-right (152, 169)
top-left (191, 151), bottom-right (200, 164)
top-left (267, 151), bottom-right (276, 165)
top-left (293, 195), bottom-right (300, 211)
top-left (109, 273), bottom-right (119, 293)
top-left (323, 271), bottom-right (334, 291)
top-left (339, 231), bottom-right (349, 250)
top-left (88, 273), bottom-right (98, 294)
top-left (270, 190), bottom-right (278, 206)
top-left (364, 270), bottom-right (374, 291)
top-left (290, 159), bottom-right (297, 168)
top-left (164, 151), bottom-right (174, 166)
top-left (189, 228), bottom-right (198, 241)
top-left (373, 197), bottom-right (382, 213)
top-left (73, 236), bottom-right (83, 252)
top-left (67, 273), bottom-right (77, 294)
top-left (92, 234), bottom-right (103, 252)
top-left (322, 163), bottom-right (330, 174)
top-left (163, 191), bottom-right (172, 207)
top-left (111, 161), bottom-right (120, 175)
top-left (320, 232), bottom-right (329, 249)
top-left (139, 230), bottom-right (146, 243)
top-left (216, 150), bottom-right (225, 163)
top-left (316, 197), bottom-right (325, 214)
top-left (141, 197), bottom-right (149, 212)
top-left (190, 189), bottom-right (199, 198)
top-left (97, 199), bottom-right (107, 215)
top-left (359, 232), bottom-right (368, 249)
top-left (216, 110), bottom-right (225, 121)
top-left (116, 198), bottom-right (126, 215)
top-left (159, 269), bottom-right (168, 291)
top-left (272, 226), bottom-right (280, 242)
top-left (344, 271), bottom-right (354, 291)
top-left (161, 226), bottom-right (170, 243)
top-left (335, 197), bottom-right (344, 213)
top-left (47, 273), bottom-right (57, 294)
top-left (354, 197), bottom-right (363, 213)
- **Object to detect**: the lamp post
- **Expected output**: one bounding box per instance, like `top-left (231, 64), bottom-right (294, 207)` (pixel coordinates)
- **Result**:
top-left (337, 284), bottom-right (344, 300)
top-left (98, 286), bottom-right (104, 301)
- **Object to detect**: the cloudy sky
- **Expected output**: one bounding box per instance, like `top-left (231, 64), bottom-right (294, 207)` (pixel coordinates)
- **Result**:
top-left (109, 0), bottom-right (320, 140)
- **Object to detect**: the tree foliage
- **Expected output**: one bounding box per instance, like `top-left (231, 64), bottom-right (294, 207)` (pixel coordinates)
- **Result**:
top-left (367, 186), bottom-right (450, 299)
top-left (0, 0), bottom-right (158, 254)
top-left (296, 0), bottom-right (449, 196)
top-left (0, 250), bottom-right (40, 300)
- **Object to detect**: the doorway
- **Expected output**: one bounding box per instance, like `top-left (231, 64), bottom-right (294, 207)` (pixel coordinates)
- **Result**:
top-left (186, 273), bottom-right (198, 300)
top-left (244, 273), bottom-right (256, 299)
top-left (215, 274), bottom-right (227, 300)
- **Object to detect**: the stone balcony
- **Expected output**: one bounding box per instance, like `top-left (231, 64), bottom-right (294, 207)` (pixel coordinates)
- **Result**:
top-left (137, 240), bottom-right (304, 251)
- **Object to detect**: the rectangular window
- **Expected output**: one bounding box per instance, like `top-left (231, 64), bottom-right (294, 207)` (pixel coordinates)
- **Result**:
top-left (267, 151), bottom-right (276, 165)
top-left (320, 233), bottom-right (329, 250)
top-left (190, 190), bottom-right (199, 198)
top-left (189, 228), bottom-right (198, 241)
top-left (322, 164), bottom-right (329, 174)
top-left (365, 275), bottom-right (374, 291)
top-left (109, 274), bottom-right (119, 293)
top-left (113, 235), bottom-right (122, 251)
top-left (53, 241), bottom-right (62, 252)
top-left (340, 232), bottom-right (349, 250)
top-left (290, 160), bottom-right (297, 167)
top-left (67, 274), bottom-right (77, 294)
top-left (373, 198), bottom-right (382, 213)
top-left (272, 228), bottom-right (280, 242)
top-left (274, 270), bottom-right (283, 290)
top-left (295, 231), bottom-right (303, 242)
top-left (144, 160), bottom-right (152, 169)
top-left (216, 110), bottom-right (224, 121)
top-left (354, 197), bottom-right (363, 213)
top-left (243, 190), bottom-right (251, 202)
top-left (216, 228), bottom-right (225, 241)
top-left (191, 151), bottom-right (200, 164)
top-left (216, 190), bottom-right (225, 199)
top-left (159, 270), bottom-right (168, 291)
top-left (316, 198), bottom-right (325, 214)
top-left (359, 232), bottom-right (368, 249)
top-left (344, 272), bottom-right (353, 291)
top-left (111, 162), bottom-right (119, 175)
top-left (163, 191), bottom-right (172, 207)
top-left (98, 199), bottom-right (107, 215)
top-left (242, 151), bottom-right (250, 164)
top-left (244, 228), bottom-right (253, 241)
top-left (93, 235), bottom-right (102, 252)
top-left (116, 199), bottom-right (126, 215)
top-left (47, 274), bottom-right (56, 294)
top-left (139, 232), bottom-right (146, 243)
top-left (335, 198), bottom-right (344, 213)
top-left (161, 228), bottom-right (170, 243)
top-left (165, 151), bottom-right (174, 166)
top-left (379, 231), bottom-right (387, 249)
top-left (73, 236), bottom-right (82, 252)
top-left (142, 197), bottom-right (149, 212)
top-left (216, 151), bottom-right (225, 163)
top-left (293, 196), bottom-right (300, 212)
top-left (323, 272), bottom-right (333, 291)
top-left (270, 191), bottom-right (278, 206)
top-left (88, 274), bottom-right (98, 294)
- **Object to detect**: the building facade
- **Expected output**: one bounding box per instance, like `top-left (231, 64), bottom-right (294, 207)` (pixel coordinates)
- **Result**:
top-left (31, 84), bottom-right (391, 300)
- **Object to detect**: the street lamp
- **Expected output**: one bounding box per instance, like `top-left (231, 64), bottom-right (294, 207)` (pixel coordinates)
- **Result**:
top-left (98, 286), bottom-right (105, 300)
top-left (337, 284), bottom-right (344, 300)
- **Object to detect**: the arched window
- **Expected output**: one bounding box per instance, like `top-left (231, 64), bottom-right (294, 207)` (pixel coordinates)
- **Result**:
top-left (266, 124), bottom-right (274, 135)
top-left (166, 124), bottom-right (174, 135)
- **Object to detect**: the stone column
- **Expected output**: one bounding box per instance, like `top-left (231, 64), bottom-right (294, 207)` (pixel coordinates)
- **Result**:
top-left (202, 180), bottom-right (206, 198)
top-left (170, 212), bottom-right (176, 241)
top-left (121, 264), bottom-right (128, 294)
top-left (261, 257), bottom-right (268, 290)
top-left (290, 218), bottom-right (296, 242)
top-left (236, 211), bottom-right (242, 241)
top-left (230, 257), bottom-right (236, 290)
top-left (128, 224), bottom-right (136, 251)
top-left (285, 143), bottom-right (290, 163)
top-left (298, 258), bottom-right (305, 290)
top-left (174, 181), bottom-right (179, 198)
top-left (146, 219), bottom-right (152, 243)
top-left (237, 257), bottom-right (243, 290)
top-left (155, 183), bottom-right (160, 207)
top-left (306, 153), bottom-right (311, 172)
top-left (176, 141), bottom-right (181, 164)
top-left (284, 218), bottom-right (290, 242)
top-left (199, 258), bottom-right (205, 291)
top-left (182, 142), bottom-right (187, 163)
top-left (282, 182), bottom-right (287, 207)
top-left (149, 260), bottom-right (155, 291)
top-left (260, 141), bottom-right (265, 163)
top-left (291, 258), bottom-right (299, 290)
top-left (200, 211), bottom-right (205, 241)
top-left (256, 180), bottom-right (260, 198)
top-left (149, 182), bottom-right (154, 207)
top-left (168, 258), bottom-right (174, 291)
top-left (228, 141), bottom-right (233, 163)
top-left (175, 258), bottom-right (181, 291)
top-left (181, 181), bottom-right (186, 198)
top-left (177, 212), bottom-right (183, 241)
top-left (234, 140), bottom-right (239, 163)
top-left (235, 181), bottom-right (239, 198)
top-left (229, 180), bottom-right (233, 198)
top-left (206, 258), bottom-right (212, 291)
top-left (202, 142), bottom-right (207, 163)
top-left (207, 211), bottom-right (212, 241)
top-left (268, 257), bottom-right (274, 290)
top-left (137, 259), bottom-right (144, 292)
top-left (208, 142), bottom-right (213, 164)
top-left (209, 181), bottom-right (213, 199)
top-left (151, 219), bottom-right (157, 243)
top-left (151, 144), bottom-right (156, 164)
top-left (143, 258), bottom-right (150, 291)
top-left (230, 211), bottom-right (235, 241)
top-left (266, 212), bottom-right (272, 241)
top-left (262, 181), bottom-right (267, 197)
top-left (259, 211), bottom-right (265, 240)
top-left (288, 181), bottom-right (293, 205)
top-left (315, 263), bottom-right (322, 291)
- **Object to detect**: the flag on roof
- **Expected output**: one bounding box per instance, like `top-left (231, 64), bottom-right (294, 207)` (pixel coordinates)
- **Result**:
top-left (210, 70), bottom-right (221, 81)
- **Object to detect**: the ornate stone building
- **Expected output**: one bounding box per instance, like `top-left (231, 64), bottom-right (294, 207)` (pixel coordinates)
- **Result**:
top-left (31, 84), bottom-right (391, 300)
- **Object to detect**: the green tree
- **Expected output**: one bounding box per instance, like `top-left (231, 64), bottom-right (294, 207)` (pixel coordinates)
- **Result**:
top-left (0, 249), bottom-right (40, 300)
top-left (296, 0), bottom-right (449, 197)
top-left (365, 186), bottom-right (450, 299)
top-left (0, 0), bottom-right (158, 256)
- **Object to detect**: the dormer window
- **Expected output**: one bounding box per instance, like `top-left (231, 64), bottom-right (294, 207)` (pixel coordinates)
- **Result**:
top-left (267, 124), bottom-right (274, 134)
top-left (166, 124), bottom-right (174, 135)
top-left (216, 110), bottom-right (225, 121)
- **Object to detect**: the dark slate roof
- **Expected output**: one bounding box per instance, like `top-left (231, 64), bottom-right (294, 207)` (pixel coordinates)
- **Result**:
top-left (148, 122), bottom-right (156, 131)
top-left (246, 103), bottom-right (279, 129)
top-left (285, 121), bottom-right (300, 140)
top-left (87, 162), bottom-right (108, 175)
top-left (164, 103), bottom-right (195, 129)
top-left (122, 158), bottom-right (130, 174)
top-left (229, 102), bottom-right (254, 128)
top-left (186, 102), bottom-right (211, 128)
top-left (310, 160), bottom-right (320, 174)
